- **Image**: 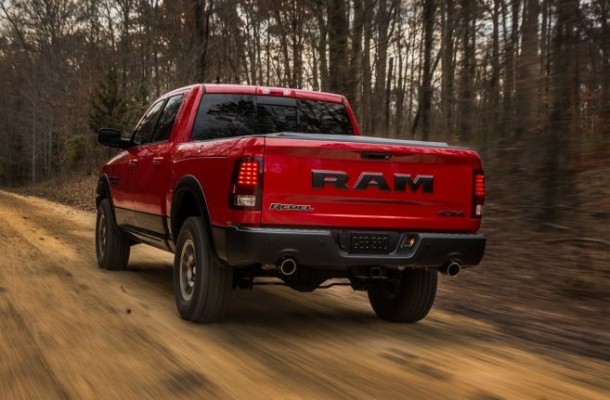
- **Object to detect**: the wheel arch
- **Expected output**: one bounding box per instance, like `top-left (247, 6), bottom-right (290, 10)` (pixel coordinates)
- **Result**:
top-left (96, 174), bottom-right (118, 223)
top-left (96, 174), bottom-right (110, 206)
top-left (170, 175), bottom-right (214, 248)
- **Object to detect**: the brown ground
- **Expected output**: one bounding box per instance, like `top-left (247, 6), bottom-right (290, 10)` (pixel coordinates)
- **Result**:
top-left (1, 190), bottom-right (609, 399)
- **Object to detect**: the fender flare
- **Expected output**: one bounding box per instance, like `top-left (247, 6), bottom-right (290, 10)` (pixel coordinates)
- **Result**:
top-left (95, 174), bottom-right (119, 223)
top-left (169, 175), bottom-right (213, 243)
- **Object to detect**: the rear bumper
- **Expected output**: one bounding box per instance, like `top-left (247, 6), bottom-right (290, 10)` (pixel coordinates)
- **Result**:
top-left (213, 226), bottom-right (485, 270)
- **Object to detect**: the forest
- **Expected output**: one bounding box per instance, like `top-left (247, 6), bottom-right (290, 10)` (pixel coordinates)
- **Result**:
top-left (0, 0), bottom-right (608, 226)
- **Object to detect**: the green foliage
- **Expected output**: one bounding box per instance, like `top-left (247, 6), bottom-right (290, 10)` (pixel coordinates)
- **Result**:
top-left (126, 80), bottom-right (150, 129)
top-left (64, 134), bottom-right (88, 166)
top-left (89, 69), bottom-right (128, 133)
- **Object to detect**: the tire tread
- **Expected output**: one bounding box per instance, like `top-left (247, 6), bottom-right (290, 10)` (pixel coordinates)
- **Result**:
top-left (96, 199), bottom-right (130, 271)
top-left (174, 217), bottom-right (232, 323)
top-left (368, 268), bottom-right (437, 323)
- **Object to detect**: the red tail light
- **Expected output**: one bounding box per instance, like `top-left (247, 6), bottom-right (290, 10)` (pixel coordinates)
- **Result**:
top-left (475, 173), bottom-right (485, 197)
top-left (472, 170), bottom-right (485, 218)
top-left (237, 161), bottom-right (259, 186)
top-left (230, 158), bottom-right (262, 210)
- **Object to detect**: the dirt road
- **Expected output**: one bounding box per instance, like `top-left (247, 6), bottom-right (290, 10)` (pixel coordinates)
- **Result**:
top-left (0, 190), bottom-right (608, 399)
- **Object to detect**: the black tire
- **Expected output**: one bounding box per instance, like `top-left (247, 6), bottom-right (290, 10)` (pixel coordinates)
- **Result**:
top-left (367, 268), bottom-right (437, 323)
top-left (173, 217), bottom-right (233, 323)
top-left (96, 198), bottom-right (130, 270)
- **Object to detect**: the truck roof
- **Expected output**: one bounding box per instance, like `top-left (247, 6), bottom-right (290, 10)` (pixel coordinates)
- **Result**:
top-left (201, 84), bottom-right (346, 104)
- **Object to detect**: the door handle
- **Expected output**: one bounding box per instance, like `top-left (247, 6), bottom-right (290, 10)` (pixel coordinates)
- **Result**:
top-left (152, 157), bottom-right (164, 167)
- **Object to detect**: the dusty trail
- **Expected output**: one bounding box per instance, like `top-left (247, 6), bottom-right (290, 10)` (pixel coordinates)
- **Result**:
top-left (0, 190), bottom-right (608, 399)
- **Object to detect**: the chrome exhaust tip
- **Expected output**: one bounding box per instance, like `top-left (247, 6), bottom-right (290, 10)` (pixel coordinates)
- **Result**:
top-left (440, 260), bottom-right (461, 277)
top-left (279, 258), bottom-right (297, 276)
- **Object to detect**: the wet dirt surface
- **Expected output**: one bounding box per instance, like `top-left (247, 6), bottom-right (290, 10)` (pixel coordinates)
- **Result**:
top-left (0, 190), bottom-right (608, 399)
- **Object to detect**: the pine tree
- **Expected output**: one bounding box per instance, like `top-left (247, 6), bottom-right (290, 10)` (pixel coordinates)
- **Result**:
top-left (89, 69), bottom-right (129, 133)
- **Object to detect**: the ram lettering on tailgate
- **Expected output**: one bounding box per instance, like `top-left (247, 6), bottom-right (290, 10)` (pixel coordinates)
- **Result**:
top-left (311, 170), bottom-right (434, 193)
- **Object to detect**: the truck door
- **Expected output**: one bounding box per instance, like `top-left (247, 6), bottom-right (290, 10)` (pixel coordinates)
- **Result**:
top-left (112, 99), bottom-right (165, 228)
top-left (131, 94), bottom-right (185, 235)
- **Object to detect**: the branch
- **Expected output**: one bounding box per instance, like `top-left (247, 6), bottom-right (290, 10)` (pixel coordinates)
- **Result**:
top-left (0, 1), bottom-right (33, 65)
top-left (574, 6), bottom-right (604, 52)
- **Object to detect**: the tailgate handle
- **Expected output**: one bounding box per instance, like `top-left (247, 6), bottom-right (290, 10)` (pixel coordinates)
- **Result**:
top-left (360, 152), bottom-right (392, 160)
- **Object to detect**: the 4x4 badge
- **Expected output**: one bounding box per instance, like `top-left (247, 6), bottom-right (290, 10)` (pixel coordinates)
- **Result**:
top-left (439, 210), bottom-right (465, 217)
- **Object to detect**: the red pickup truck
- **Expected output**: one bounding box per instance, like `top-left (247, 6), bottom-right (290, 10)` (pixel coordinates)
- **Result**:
top-left (95, 84), bottom-right (485, 323)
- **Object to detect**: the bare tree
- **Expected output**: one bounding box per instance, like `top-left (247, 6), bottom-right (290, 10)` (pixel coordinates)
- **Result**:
top-left (459, 0), bottom-right (476, 143)
top-left (440, 0), bottom-right (455, 132)
top-left (420, 0), bottom-right (436, 140)
top-left (194, 0), bottom-right (213, 82)
top-left (544, 0), bottom-right (581, 222)
top-left (327, 0), bottom-right (349, 94)
top-left (515, 0), bottom-right (540, 141)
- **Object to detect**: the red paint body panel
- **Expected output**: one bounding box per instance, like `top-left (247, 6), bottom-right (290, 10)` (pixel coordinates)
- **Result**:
top-left (129, 141), bottom-right (172, 215)
top-left (105, 151), bottom-right (135, 210)
top-left (101, 84), bottom-right (483, 239)
top-left (260, 138), bottom-right (481, 232)
top-left (171, 136), bottom-right (265, 227)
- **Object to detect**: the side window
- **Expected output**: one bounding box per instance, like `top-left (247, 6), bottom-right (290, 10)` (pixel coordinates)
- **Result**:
top-left (191, 94), bottom-right (256, 140)
top-left (152, 95), bottom-right (184, 143)
top-left (132, 100), bottom-right (165, 146)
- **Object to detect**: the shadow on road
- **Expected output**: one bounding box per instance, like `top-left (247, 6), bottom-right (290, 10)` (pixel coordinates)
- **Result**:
top-left (124, 261), bottom-right (491, 350)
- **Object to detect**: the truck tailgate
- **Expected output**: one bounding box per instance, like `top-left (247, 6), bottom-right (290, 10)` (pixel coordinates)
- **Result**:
top-left (260, 133), bottom-right (482, 232)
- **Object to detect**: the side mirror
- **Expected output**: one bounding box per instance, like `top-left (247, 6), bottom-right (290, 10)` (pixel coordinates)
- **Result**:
top-left (98, 128), bottom-right (130, 149)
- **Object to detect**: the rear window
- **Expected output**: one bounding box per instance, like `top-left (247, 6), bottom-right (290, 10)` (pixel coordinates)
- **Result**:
top-left (191, 94), bottom-right (353, 141)
top-left (296, 99), bottom-right (354, 134)
top-left (191, 94), bottom-right (257, 140)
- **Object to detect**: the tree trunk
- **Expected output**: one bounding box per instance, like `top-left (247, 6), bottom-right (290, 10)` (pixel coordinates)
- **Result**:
top-left (373, 0), bottom-right (389, 134)
top-left (272, 7), bottom-right (292, 86)
top-left (459, 0), bottom-right (475, 143)
top-left (515, 0), bottom-right (540, 141)
top-left (385, 57), bottom-right (394, 133)
top-left (407, 19), bottom-right (418, 135)
top-left (312, 37), bottom-right (319, 90)
top-left (120, 0), bottom-right (132, 93)
top-left (348, 0), bottom-right (364, 119)
top-left (265, 27), bottom-right (271, 85)
top-left (410, 24), bottom-right (425, 137)
top-left (501, 0), bottom-right (519, 139)
top-left (244, 3), bottom-right (258, 85)
top-left (327, 0), bottom-right (349, 94)
top-left (316, 6), bottom-right (329, 91)
top-left (395, 28), bottom-right (409, 136)
top-left (490, 0), bottom-right (501, 139)
top-left (291, 0), bottom-right (304, 88)
top-left (441, 0), bottom-right (455, 133)
top-left (600, 0), bottom-right (610, 137)
top-left (194, 0), bottom-right (212, 82)
top-left (152, 0), bottom-right (161, 97)
top-left (421, 0), bottom-right (436, 140)
top-left (361, 0), bottom-right (374, 131)
top-left (544, 0), bottom-right (580, 223)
